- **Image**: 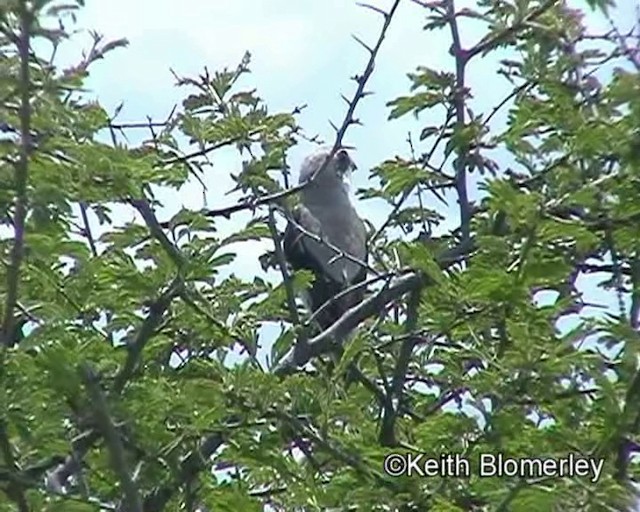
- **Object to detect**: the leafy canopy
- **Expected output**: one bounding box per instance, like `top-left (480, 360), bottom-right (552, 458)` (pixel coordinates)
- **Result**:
top-left (0, 0), bottom-right (639, 511)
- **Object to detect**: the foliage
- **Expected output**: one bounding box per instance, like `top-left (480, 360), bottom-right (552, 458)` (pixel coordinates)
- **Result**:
top-left (0, 0), bottom-right (638, 511)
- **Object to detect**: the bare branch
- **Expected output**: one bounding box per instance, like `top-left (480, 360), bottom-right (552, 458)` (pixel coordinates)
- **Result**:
top-left (356, 3), bottom-right (388, 17)
top-left (352, 34), bottom-right (374, 54)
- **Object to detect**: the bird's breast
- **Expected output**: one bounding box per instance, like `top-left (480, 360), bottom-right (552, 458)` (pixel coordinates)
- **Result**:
top-left (303, 196), bottom-right (366, 284)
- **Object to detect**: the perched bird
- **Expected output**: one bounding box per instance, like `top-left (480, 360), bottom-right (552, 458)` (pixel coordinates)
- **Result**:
top-left (283, 147), bottom-right (368, 332)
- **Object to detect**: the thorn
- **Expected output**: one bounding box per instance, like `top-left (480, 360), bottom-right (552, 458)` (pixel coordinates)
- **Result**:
top-left (356, 2), bottom-right (388, 17)
top-left (351, 74), bottom-right (361, 82)
top-left (340, 94), bottom-right (350, 104)
top-left (361, 90), bottom-right (375, 97)
top-left (329, 120), bottom-right (339, 133)
top-left (293, 103), bottom-right (307, 114)
top-left (352, 34), bottom-right (374, 54)
top-left (430, 187), bottom-right (448, 206)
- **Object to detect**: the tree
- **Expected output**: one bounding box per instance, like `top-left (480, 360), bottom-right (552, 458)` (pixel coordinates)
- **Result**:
top-left (0, 0), bottom-right (639, 510)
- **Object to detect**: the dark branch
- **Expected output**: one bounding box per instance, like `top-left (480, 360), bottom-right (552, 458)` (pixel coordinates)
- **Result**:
top-left (1, 0), bottom-right (33, 351)
top-left (80, 364), bottom-right (142, 512)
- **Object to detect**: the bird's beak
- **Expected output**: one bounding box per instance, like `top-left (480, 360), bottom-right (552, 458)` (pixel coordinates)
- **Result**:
top-left (335, 148), bottom-right (357, 176)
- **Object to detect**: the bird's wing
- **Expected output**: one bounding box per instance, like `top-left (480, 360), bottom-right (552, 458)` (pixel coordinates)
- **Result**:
top-left (283, 204), bottom-right (366, 286)
top-left (283, 204), bottom-right (326, 276)
top-left (283, 204), bottom-right (367, 329)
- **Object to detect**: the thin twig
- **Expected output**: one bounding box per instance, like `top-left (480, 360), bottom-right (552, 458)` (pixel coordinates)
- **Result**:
top-left (368, 113), bottom-right (456, 249)
top-left (79, 202), bottom-right (98, 257)
top-left (482, 81), bottom-right (534, 128)
top-left (467, 0), bottom-right (558, 60)
top-left (110, 120), bottom-right (169, 129)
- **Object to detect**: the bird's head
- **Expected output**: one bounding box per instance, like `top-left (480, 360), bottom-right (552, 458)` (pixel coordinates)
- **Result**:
top-left (298, 146), bottom-right (357, 190)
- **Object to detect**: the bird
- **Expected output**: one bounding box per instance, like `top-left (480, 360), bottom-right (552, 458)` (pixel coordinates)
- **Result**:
top-left (283, 147), bottom-right (368, 334)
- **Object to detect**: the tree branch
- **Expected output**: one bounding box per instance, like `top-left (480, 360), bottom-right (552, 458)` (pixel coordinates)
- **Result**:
top-left (446, 0), bottom-right (472, 245)
top-left (379, 287), bottom-right (423, 446)
top-left (80, 364), bottom-right (142, 512)
top-left (112, 278), bottom-right (181, 395)
top-left (1, 0), bottom-right (33, 349)
top-left (275, 270), bottom-right (425, 373)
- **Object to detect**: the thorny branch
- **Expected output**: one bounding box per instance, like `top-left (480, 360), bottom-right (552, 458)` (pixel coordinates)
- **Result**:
top-left (446, 0), bottom-right (472, 245)
top-left (200, 0), bottom-right (401, 222)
